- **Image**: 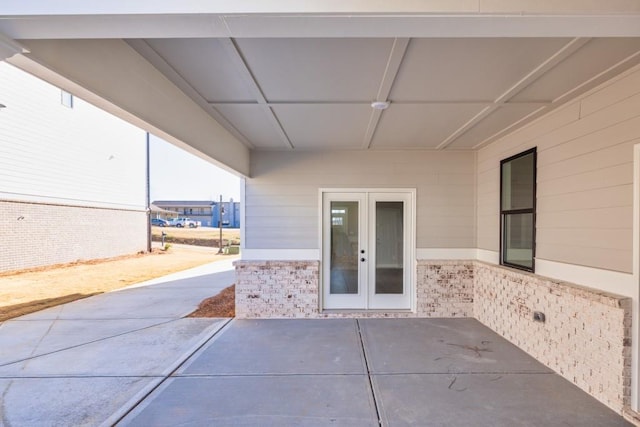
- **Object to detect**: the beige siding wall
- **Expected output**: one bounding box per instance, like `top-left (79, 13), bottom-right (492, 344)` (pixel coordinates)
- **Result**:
top-left (477, 65), bottom-right (640, 273)
top-left (246, 150), bottom-right (476, 250)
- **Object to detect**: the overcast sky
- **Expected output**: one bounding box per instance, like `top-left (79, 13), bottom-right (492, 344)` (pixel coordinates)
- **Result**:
top-left (149, 134), bottom-right (241, 203)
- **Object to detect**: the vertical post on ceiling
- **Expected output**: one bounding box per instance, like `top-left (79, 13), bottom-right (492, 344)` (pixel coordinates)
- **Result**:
top-left (145, 132), bottom-right (151, 253)
top-left (218, 194), bottom-right (224, 254)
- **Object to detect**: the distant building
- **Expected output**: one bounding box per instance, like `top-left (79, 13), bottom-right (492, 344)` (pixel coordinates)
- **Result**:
top-left (0, 63), bottom-right (147, 272)
top-left (150, 203), bottom-right (178, 220)
top-left (153, 200), bottom-right (240, 228)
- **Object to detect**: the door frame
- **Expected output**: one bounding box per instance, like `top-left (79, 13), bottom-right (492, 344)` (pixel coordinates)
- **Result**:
top-left (318, 188), bottom-right (416, 312)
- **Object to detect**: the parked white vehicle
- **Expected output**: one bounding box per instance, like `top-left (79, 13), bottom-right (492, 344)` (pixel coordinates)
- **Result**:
top-left (169, 217), bottom-right (200, 228)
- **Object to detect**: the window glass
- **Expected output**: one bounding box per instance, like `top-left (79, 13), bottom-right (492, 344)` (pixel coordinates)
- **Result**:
top-left (503, 213), bottom-right (534, 270)
top-left (500, 148), bottom-right (536, 272)
top-left (330, 201), bottom-right (359, 294)
top-left (61, 91), bottom-right (73, 108)
top-left (375, 201), bottom-right (404, 294)
top-left (501, 152), bottom-right (534, 210)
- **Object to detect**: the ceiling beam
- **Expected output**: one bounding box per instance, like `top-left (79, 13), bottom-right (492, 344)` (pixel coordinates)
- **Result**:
top-left (361, 37), bottom-right (410, 149)
top-left (435, 105), bottom-right (496, 150)
top-left (3, 1), bottom-right (640, 16)
top-left (470, 46), bottom-right (640, 150)
top-left (3, 13), bottom-right (640, 39)
top-left (0, 32), bottom-right (28, 61)
top-left (9, 38), bottom-right (251, 176)
top-left (551, 49), bottom-right (640, 106)
top-left (127, 39), bottom-right (255, 149)
top-left (494, 38), bottom-right (592, 104)
top-left (209, 100), bottom-right (549, 107)
top-left (219, 38), bottom-right (294, 149)
top-left (438, 37), bottom-right (591, 150)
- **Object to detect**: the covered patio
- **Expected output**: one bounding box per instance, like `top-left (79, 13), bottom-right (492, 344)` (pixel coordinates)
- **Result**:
top-left (1, 1), bottom-right (640, 422)
top-left (0, 263), bottom-right (630, 426)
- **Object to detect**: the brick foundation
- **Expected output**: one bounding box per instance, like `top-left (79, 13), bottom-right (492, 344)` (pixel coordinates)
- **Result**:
top-left (234, 258), bottom-right (631, 413)
top-left (233, 261), bottom-right (320, 318)
top-left (416, 260), bottom-right (474, 317)
top-left (474, 261), bottom-right (631, 413)
top-left (235, 260), bottom-right (474, 319)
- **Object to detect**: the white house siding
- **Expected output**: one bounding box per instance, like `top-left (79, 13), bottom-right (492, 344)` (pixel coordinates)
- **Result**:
top-left (0, 63), bottom-right (147, 272)
top-left (477, 64), bottom-right (640, 274)
top-left (246, 150), bottom-right (476, 250)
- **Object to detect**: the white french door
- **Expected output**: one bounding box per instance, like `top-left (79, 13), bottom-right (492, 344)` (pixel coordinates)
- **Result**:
top-left (322, 190), bottom-right (414, 310)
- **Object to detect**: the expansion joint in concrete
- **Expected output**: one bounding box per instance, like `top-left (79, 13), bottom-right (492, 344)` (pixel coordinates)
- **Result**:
top-left (356, 319), bottom-right (382, 427)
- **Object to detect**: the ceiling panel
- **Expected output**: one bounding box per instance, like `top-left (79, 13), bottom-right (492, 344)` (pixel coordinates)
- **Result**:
top-left (390, 38), bottom-right (570, 102)
top-left (145, 38), bottom-right (256, 102)
top-left (513, 38), bottom-right (640, 102)
top-left (370, 103), bottom-right (487, 148)
top-left (272, 104), bottom-right (372, 149)
top-left (235, 38), bottom-right (395, 102)
top-left (214, 104), bottom-right (289, 149)
top-left (448, 104), bottom-right (542, 148)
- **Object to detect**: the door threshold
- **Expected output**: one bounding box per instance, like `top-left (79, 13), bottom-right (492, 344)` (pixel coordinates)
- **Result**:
top-left (322, 309), bottom-right (414, 314)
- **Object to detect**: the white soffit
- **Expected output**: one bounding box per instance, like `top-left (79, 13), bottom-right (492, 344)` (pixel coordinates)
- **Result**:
top-left (512, 38), bottom-right (640, 103)
top-left (448, 104), bottom-right (544, 149)
top-left (213, 104), bottom-right (290, 149)
top-left (4, 6), bottom-right (640, 153)
top-left (234, 38), bottom-right (394, 102)
top-left (370, 103), bottom-right (488, 149)
top-left (145, 38), bottom-right (255, 102)
top-left (131, 36), bottom-right (640, 151)
top-left (271, 104), bottom-right (372, 149)
top-left (389, 38), bottom-right (570, 102)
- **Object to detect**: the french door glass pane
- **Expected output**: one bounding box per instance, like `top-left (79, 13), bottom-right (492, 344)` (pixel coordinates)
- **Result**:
top-left (330, 201), bottom-right (359, 294)
top-left (504, 213), bottom-right (534, 269)
top-left (375, 201), bottom-right (403, 294)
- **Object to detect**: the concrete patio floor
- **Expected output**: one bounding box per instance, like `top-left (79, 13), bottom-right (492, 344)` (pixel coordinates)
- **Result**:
top-left (0, 259), bottom-right (632, 426)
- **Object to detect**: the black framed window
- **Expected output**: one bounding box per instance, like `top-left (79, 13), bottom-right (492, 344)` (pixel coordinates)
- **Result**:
top-left (500, 147), bottom-right (536, 272)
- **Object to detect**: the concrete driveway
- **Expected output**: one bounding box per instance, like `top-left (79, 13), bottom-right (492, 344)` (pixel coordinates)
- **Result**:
top-left (0, 260), bottom-right (632, 426)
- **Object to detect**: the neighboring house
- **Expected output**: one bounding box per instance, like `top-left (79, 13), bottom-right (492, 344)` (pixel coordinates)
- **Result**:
top-left (0, 62), bottom-right (147, 272)
top-left (149, 203), bottom-right (177, 221)
top-left (2, 2), bottom-right (640, 417)
top-left (153, 200), bottom-right (240, 228)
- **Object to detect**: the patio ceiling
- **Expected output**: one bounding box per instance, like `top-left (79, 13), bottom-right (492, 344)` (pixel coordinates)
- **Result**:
top-left (1, 2), bottom-right (640, 167)
top-left (128, 36), bottom-right (640, 151)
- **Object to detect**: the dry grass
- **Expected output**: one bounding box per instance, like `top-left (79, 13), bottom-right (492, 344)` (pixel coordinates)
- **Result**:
top-left (188, 284), bottom-right (235, 318)
top-left (0, 293), bottom-right (100, 322)
top-left (152, 226), bottom-right (240, 246)
top-left (0, 245), bottom-right (237, 321)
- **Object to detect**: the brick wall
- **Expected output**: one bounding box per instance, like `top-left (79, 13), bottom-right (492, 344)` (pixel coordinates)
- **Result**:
top-left (416, 260), bottom-right (474, 317)
top-left (235, 260), bottom-right (474, 319)
top-left (234, 261), bottom-right (320, 318)
top-left (474, 261), bottom-right (631, 413)
top-left (0, 200), bottom-right (148, 272)
top-left (234, 258), bottom-right (631, 413)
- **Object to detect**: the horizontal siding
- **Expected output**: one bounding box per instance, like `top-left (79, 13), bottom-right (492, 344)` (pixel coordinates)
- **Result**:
top-left (537, 185), bottom-right (631, 212)
top-left (246, 150), bottom-right (476, 250)
top-left (0, 63), bottom-right (146, 209)
top-left (477, 64), bottom-right (640, 273)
